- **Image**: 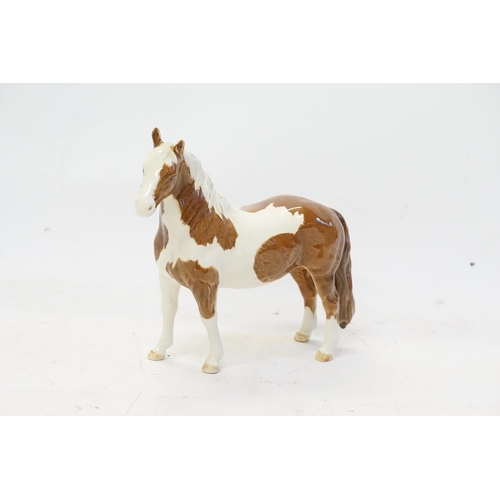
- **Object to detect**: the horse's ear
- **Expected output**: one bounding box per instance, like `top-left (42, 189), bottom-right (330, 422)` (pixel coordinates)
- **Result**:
top-left (152, 128), bottom-right (163, 148)
top-left (173, 140), bottom-right (185, 157)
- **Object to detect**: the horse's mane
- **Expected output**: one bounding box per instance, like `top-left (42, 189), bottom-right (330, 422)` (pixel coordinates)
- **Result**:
top-left (184, 151), bottom-right (235, 220)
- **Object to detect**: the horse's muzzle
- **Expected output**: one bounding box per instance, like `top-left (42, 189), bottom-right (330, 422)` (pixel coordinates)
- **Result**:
top-left (135, 197), bottom-right (156, 217)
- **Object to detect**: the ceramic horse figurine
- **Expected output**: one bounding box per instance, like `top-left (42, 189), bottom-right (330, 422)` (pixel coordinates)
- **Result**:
top-left (135, 128), bottom-right (355, 374)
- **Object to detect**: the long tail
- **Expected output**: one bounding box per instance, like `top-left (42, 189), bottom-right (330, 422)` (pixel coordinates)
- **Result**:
top-left (332, 209), bottom-right (355, 328)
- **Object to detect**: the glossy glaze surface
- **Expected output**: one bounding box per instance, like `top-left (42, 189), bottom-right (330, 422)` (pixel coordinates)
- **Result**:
top-left (136, 128), bottom-right (354, 373)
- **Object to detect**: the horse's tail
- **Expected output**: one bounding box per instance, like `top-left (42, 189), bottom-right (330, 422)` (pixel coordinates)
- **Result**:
top-left (332, 209), bottom-right (355, 328)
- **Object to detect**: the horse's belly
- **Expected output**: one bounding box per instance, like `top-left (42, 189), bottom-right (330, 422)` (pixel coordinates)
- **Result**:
top-left (217, 252), bottom-right (266, 289)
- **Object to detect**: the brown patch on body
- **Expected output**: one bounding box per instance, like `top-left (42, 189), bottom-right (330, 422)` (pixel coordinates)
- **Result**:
top-left (154, 207), bottom-right (169, 261)
top-left (243, 195), bottom-right (348, 323)
top-left (173, 162), bottom-right (238, 250)
top-left (166, 260), bottom-right (219, 319)
top-left (287, 201), bottom-right (339, 270)
top-left (253, 233), bottom-right (301, 282)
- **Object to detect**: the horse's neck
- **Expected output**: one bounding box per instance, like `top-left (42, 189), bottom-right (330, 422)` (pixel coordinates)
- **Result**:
top-left (184, 152), bottom-right (234, 218)
top-left (161, 156), bottom-right (238, 249)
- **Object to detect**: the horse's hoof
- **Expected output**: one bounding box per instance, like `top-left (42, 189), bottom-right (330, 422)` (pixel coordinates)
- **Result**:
top-left (315, 351), bottom-right (333, 362)
top-left (148, 351), bottom-right (165, 361)
top-left (202, 362), bottom-right (219, 374)
top-left (294, 332), bottom-right (310, 343)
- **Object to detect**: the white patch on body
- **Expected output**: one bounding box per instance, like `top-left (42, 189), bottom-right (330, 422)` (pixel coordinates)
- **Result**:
top-left (157, 198), bottom-right (304, 289)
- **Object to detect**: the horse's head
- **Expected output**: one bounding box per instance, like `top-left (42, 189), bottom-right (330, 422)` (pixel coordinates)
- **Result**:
top-left (135, 128), bottom-right (185, 217)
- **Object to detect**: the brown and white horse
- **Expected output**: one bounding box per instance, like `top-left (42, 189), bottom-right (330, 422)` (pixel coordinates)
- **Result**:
top-left (135, 128), bottom-right (354, 373)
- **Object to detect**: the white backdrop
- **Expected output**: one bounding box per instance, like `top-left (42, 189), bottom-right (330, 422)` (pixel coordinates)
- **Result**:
top-left (1, 84), bottom-right (499, 415)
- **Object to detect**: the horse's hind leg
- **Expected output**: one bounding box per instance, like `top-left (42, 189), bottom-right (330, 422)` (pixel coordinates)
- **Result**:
top-left (148, 272), bottom-right (181, 361)
top-left (290, 267), bottom-right (318, 342)
top-left (312, 272), bottom-right (341, 362)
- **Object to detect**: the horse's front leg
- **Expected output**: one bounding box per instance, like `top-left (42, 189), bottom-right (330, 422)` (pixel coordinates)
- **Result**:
top-left (189, 275), bottom-right (222, 374)
top-left (200, 314), bottom-right (223, 374)
top-left (148, 272), bottom-right (181, 361)
top-left (167, 260), bottom-right (222, 373)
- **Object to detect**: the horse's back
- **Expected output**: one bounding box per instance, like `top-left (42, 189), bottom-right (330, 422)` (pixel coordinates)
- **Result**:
top-left (241, 195), bottom-right (334, 220)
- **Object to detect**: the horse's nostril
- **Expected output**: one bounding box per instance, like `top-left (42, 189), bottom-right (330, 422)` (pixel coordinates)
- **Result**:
top-left (148, 205), bottom-right (153, 210)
